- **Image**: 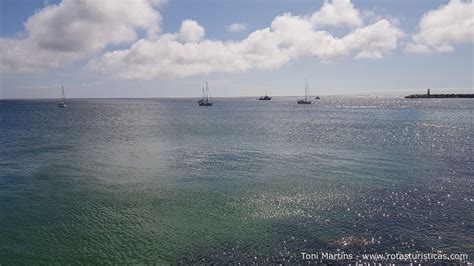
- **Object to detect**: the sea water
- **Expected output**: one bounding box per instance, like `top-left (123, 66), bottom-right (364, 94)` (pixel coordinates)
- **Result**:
top-left (0, 97), bottom-right (472, 263)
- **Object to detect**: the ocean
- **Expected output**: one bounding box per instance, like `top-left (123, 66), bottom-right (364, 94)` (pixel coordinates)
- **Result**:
top-left (0, 97), bottom-right (472, 263)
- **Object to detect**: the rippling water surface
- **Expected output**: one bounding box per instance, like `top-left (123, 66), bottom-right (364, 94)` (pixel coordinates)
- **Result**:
top-left (0, 97), bottom-right (472, 263)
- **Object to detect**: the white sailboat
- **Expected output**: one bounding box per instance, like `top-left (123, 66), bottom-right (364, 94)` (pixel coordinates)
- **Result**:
top-left (297, 78), bottom-right (312, 104)
top-left (198, 82), bottom-right (213, 106)
top-left (57, 84), bottom-right (67, 108)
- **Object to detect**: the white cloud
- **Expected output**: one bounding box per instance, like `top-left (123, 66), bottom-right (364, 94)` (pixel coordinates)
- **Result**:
top-left (1, 0), bottom-right (405, 78)
top-left (226, 23), bottom-right (248, 32)
top-left (310, 0), bottom-right (363, 28)
top-left (90, 11), bottom-right (404, 79)
top-left (178, 20), bottom-right (205, 43)
top-left (0, 0), bottom-right (162, 72)
top-left (406, 0), bottom-right (474, 53)
top-left (344, 20), bottom-right (405, 59)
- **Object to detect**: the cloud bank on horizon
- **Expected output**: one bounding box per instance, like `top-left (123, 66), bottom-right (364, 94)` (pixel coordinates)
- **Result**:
top-left (0, 0), bottom-right (472, 79)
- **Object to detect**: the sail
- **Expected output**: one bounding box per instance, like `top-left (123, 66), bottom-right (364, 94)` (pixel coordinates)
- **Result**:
top-left (57, 84), bottom-right (67, 107)
top-left (206, 82), bottom-right (212, 103)
top-left (61, 84), bottom-right (67, 103)
top-left (204, 82), bottom-right (212, 103)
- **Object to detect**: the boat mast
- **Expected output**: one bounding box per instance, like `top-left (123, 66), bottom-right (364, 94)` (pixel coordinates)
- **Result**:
top-left (305, 78), bottom-right (308, 101)
top-left (205, 82), bottom-right (208, 103)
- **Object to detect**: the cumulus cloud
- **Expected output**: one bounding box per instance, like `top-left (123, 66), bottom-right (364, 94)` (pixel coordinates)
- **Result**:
top-left (90, 10), bottom-right (404, 79)
top-left (0, 0), bottom-right (162, 72)
top-left (310, 0), bottom-right (363, 28)
top-left (178, 20), bottom-right (205, 43)
top-left (226, 23), bottom-right (248, 32)
top-left (345, 20), bottom-right (405, 59)
top-left (1, 0), bottom-right (405, 78)
top-left (406, 0), bottom-right (474, 53)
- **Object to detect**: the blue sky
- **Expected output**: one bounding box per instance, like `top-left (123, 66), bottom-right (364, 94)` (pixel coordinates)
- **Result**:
top-left (0, 0), bottom-right (472, 98)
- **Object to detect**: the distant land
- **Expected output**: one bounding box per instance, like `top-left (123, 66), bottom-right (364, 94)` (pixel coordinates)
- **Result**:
top-left (405, 89), bottom-right (474, 99)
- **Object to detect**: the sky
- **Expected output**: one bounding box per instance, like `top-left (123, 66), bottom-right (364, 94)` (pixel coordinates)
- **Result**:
top-left (0, 0), bottom-right (473, 99)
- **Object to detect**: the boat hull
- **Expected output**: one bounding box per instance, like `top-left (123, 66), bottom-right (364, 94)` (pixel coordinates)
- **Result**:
top-left (198, 101), bottom-right (212, 106)
top-left (297, 100), bottom-right (312, 104)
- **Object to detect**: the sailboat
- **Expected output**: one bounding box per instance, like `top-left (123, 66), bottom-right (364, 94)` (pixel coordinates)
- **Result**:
top-left (57, 84), bottom-right (67, 108)
top-left (198, 81), bottom-right (213, 106)
top-left (297, 78), bottom-right (312, 104)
